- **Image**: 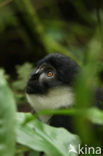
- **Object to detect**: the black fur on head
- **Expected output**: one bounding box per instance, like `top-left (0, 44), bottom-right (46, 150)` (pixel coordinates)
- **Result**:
top-left (37, 53), bottom-right (79, 84)
top-left (26, 53), bottom-right (79, 95)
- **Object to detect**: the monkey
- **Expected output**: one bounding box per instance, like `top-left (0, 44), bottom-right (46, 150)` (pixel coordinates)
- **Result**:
top-left (25, 53), bottom-right (103, 132)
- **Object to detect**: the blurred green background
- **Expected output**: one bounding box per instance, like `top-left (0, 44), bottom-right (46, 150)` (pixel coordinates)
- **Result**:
top-left (0, 0), bottom-right (103, 74)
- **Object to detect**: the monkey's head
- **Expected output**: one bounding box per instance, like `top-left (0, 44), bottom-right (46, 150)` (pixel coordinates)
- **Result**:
top-left (26, 53), bottom-right (79, 122)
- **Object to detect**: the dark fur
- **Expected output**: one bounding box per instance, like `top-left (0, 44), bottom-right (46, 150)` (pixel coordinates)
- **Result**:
top-left (26, 53), bottom-right (79, 94)
top-left (37, 53), bottom-right (79, 85)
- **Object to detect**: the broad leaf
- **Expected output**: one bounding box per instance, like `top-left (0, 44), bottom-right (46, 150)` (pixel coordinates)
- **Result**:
top-left (0, 70), bottom-right (16, 156)
top-left (16, 112), bottom-right (80, 156)
top-left (87, 108), bottom-right (103, 125)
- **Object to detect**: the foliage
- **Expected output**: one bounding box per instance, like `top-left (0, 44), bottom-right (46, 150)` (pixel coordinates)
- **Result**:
top-left (12, 63), bottom-right (34, 91)
top-left (0, 70), bottom-right (16, 156)
top-left (16, 112), bottom-right (80, 156)
top-left (74, 37), bottom-right (103, 145)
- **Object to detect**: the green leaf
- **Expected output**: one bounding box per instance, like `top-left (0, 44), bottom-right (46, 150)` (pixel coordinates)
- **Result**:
top-left (0, 70), bottom-right (16, 156)
top-left (12, 63), bottom-right (33, 90)
top-left (16, 112), bottom-right (80, 156)
top-left (87, 107), bottom-right (103, 125)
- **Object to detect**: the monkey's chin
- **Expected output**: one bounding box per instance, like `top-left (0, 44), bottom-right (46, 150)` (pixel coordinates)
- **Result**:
top-left (26, 86), bottom-right (74, 123)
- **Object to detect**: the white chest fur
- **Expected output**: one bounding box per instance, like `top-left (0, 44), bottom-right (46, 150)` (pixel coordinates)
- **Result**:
top-left (26, 86), bottom-right (74, 122)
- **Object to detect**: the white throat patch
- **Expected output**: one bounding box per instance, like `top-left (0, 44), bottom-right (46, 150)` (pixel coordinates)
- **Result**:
top-left (26, 86), bottom-right (74, 122)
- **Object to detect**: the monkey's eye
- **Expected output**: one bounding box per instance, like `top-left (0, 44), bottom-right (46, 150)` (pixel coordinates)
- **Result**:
top-left (47, 71), bottom-right (53, 77)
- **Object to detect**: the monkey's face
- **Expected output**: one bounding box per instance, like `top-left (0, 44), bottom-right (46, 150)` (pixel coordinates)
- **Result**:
top-left (26, 63), bottom-right (62, 95)
top-left (26, 53), bottom-right (79, 94)
top-left (26, 53), bottom-right (78, 120)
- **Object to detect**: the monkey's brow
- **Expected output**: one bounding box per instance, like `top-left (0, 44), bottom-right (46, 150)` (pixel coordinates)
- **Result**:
top-left (39, 63), bottom-right (47, 69)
